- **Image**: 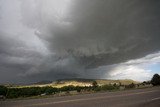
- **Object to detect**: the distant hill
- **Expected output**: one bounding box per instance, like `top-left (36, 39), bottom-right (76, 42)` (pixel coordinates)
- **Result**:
top-left (96, 79), bottom-right (139, 85)
top-left (10, 79), bottom-right (139, 88)
top-left (57, 78), bottom-right (95, 82)
top-left (34, 80), bottom-right (53, 85)
top-left (56, 79), bottom-right (139, 85)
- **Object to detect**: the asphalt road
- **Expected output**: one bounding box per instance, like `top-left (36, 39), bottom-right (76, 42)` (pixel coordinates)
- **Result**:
top-left (1, 87), bottom-right (160, 107)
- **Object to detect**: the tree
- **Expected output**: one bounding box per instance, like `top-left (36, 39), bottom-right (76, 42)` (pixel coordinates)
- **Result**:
top-left (151, 74), bottom-right (160, 86)
top-left (92, 81), bottom-right (98, 87)
top-left (92, 81), bottom-right (98, 91)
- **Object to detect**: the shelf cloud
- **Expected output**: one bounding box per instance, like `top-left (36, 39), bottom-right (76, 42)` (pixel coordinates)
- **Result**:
top-left (0, 0), bottom-right (160, 83)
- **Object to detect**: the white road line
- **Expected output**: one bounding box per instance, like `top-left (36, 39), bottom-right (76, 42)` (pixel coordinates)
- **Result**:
top-left (151, 97), bottom-right (160, 101)
top-left (23, 90), bottom-right (159, 107)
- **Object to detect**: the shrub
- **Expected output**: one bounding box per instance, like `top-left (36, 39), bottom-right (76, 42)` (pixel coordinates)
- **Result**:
top-left (125, 83), bottom-right (135, 89)
top-left (101, 85), bottom-right (119, 91)
top-left (60, 85), bottom-right (76, 92)
top-left (0, 85), bottom-right (7, 96)
top-left (92, 81), bottom-right (98, 87)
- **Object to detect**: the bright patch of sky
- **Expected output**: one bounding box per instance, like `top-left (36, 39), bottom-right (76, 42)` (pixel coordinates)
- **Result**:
top-left (147, 63), bottom-right (160, 74)
top-left (102, 51), bottom-right (160, 81)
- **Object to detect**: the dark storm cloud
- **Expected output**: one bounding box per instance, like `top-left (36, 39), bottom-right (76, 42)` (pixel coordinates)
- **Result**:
top-left (0, 0), bottom-right (160, 83)
top-left (0, 31), bottom-right (45, 83)
top-left (30, 0), bottom-right (160, 68)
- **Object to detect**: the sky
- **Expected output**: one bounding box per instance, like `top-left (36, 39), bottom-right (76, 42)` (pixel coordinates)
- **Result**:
top-left (0, 0), bottom-right (160, 84)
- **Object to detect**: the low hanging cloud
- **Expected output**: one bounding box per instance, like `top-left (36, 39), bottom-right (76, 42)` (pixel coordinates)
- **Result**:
top-left (20, 0), bottom-right (160, 68)
top-left (0, 0), bottom-right (160, 83)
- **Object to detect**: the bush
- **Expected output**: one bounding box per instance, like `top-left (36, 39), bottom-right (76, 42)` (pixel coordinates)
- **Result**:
top-left (151, 74), bottom-right (160, 86)
top-left (101, 85), bottom-right (119, 91)
top-left (44, 86), bottom-right (58, 95)
top-left (92, 81), bottom-right (98, 91)
top-left (143, 81), bottom-right (151, 85)
top-left (75, 86), bottom-right (82, 92)
top-left (60, 85), bottom-right (76, 92)
top-left (125, 83), bottom-right (135, 89)
top-left (94, 87), bottom-right (101, 92)
top-left (92, 81), bottom-right (98, 87)
top-left (0, 85), bottom-right (7, 96)
top-left (6, 87), bottom-right (58, 98)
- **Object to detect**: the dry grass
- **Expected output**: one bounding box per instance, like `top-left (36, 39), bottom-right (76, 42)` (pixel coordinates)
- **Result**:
top-left (96, 79), bottom-right (139, 86)
top-left (10, 79), bottom-right (139, 88)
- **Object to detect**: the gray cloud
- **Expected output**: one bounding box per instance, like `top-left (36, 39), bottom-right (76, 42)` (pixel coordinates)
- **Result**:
top-left (0, 0), bottom-right (160, 83)
top-left (22, 0), bottom-right (160, 67)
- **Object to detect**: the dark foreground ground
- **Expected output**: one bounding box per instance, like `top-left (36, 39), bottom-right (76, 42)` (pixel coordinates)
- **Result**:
top-left (0, 87), bottom-right (160, 107)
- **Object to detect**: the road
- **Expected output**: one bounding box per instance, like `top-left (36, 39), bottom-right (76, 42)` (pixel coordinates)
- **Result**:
top-left (1, 87), bottom-right (160, 107)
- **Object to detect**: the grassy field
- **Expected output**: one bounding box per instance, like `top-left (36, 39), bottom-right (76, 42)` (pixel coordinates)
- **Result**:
top-left (9, 79), bottom-right (139, 88)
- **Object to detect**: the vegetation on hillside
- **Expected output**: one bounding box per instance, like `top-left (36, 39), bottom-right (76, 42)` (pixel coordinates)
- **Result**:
top-left (0, 75), bottom-right (159, 99)
top-left (0, 82), bottom-right (137, 99)
top-left (11, 79), bottom-right (139, 89)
